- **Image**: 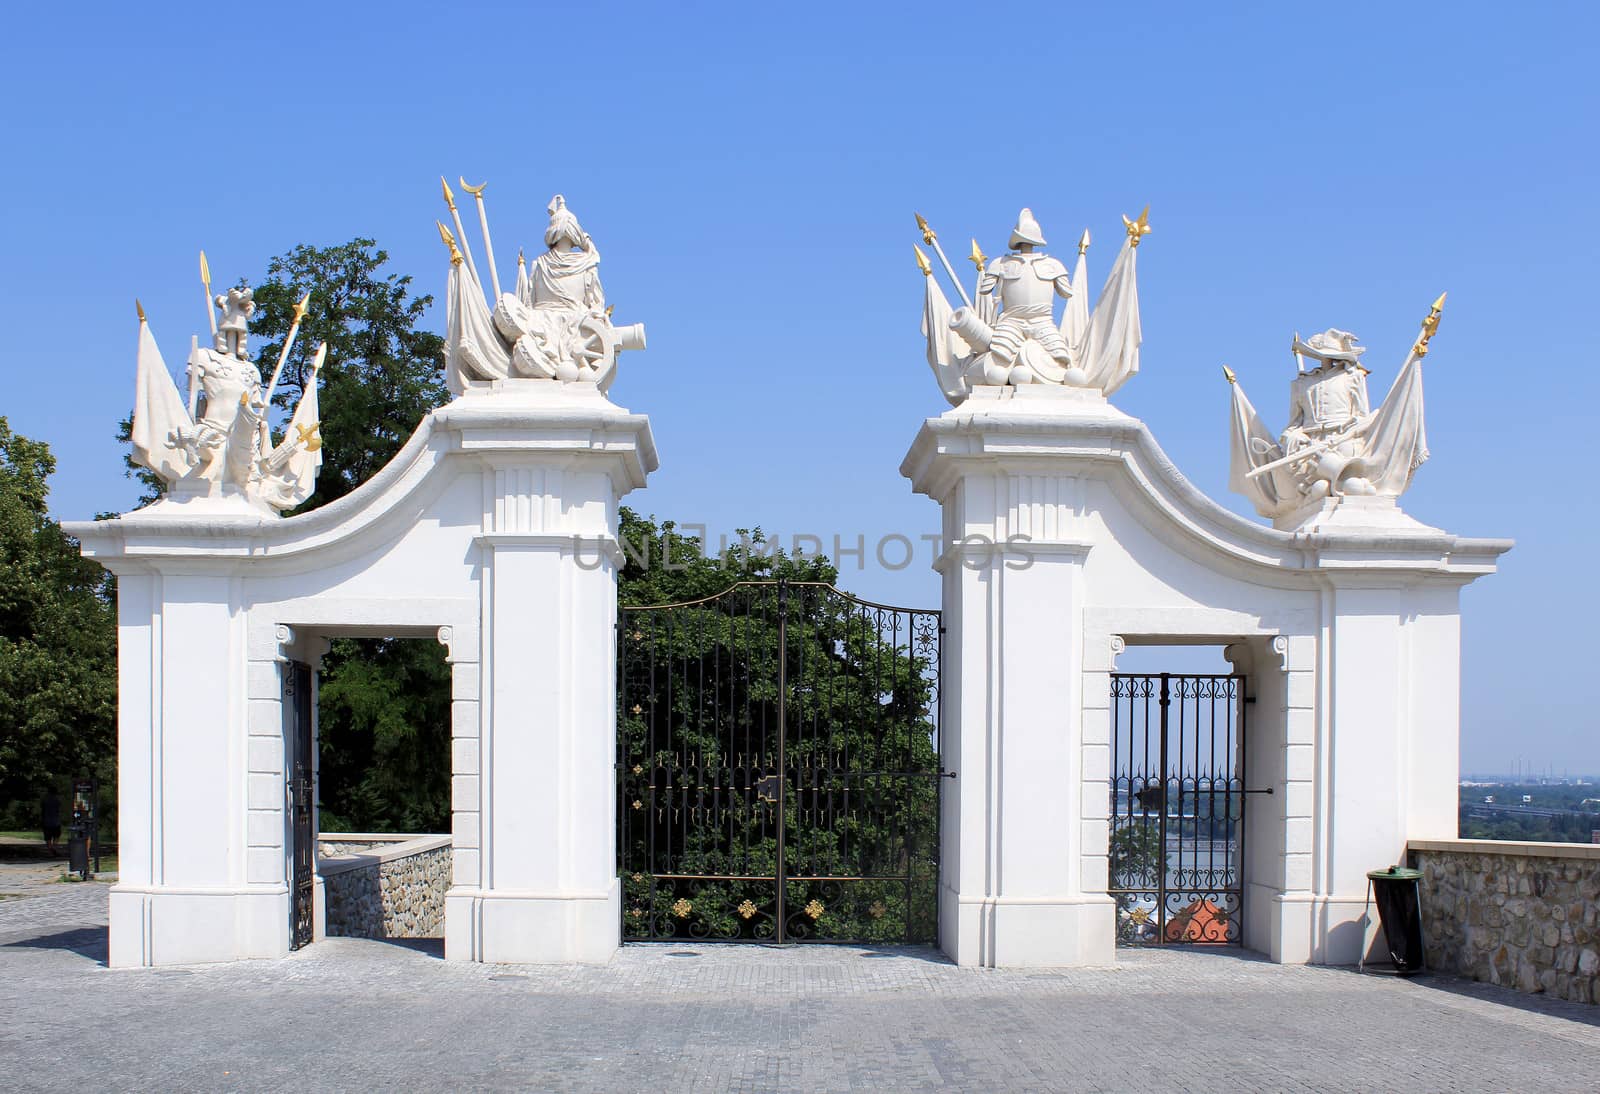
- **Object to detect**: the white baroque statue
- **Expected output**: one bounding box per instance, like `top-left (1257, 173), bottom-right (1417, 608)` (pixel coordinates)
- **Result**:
top-left (1226, 296), bottom-right (1443, 521)
top-left (440, 184), bottom-right (645, 395)
top-left (917, 205), bottom-right (1148, 405)
top-left (128, 271), bottom-right (325, 515)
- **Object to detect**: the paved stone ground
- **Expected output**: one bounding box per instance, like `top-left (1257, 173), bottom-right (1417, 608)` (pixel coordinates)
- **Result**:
top-left (2, 865), bottom-right (1597, 1092)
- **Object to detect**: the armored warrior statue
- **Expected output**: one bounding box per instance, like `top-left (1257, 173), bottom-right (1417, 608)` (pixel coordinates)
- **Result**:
top-left (973, 209), bottom-right (1075, 376)
top-left (1227, 297), bottom-right (1442, 524)
top-left (916, 205), bottom-right (1148, 406)
top-left (128, 260), bottom-right (326, 514)
top-left (438, 181), bottom-right (645, 394)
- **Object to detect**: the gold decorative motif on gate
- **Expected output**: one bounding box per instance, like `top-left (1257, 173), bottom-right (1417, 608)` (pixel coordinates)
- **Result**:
top-left (629, 907), bottom-right (645, 919)
top-left (632, 764), bottom-right (643, 775)
top-left (631, 872), bottom-right (645, 883)
top-left (631, 704), bottom-right (643, 715)
top-left (868, 900), bottom-right (887, 919)
top-left (804, 899), bottom-right (825, 920)
top-left (737, 899), bottom-right (758, 920)
top-left (671, 898), bottom-right (693, 917)
top-left (632, 799), bottom-right (643, 810)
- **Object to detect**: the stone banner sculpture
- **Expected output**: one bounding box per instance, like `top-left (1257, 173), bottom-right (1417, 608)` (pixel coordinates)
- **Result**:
top-left (128, 256), bottom-right (325, 514)
top-left (1225, 295), bottom-right (1441, 524)
top-left (437, 178), bottom-right (646, 395)
top-left (916, 205), bottom-right (1148, 405)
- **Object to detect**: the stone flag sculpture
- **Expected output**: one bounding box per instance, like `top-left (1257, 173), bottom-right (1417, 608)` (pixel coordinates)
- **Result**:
top-left (1224, 295), bottom-right (1441, 522)
top-left (916, 205), bottom-right (1148, 405)
top-left (128, 260), bottom-right (325, 514)
top-left (437, 178), bottom-right (646, 395)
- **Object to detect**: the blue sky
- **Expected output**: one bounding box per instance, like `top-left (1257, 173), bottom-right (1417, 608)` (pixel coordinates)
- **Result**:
top-left (1, 2), bottom-right (1596, 772)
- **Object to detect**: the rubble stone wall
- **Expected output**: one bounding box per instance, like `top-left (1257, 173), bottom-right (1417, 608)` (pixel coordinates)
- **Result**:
top-left (319, 834), bottom-right (451, 939)
top-left (1409, 839), bottom-right (1600, 1005)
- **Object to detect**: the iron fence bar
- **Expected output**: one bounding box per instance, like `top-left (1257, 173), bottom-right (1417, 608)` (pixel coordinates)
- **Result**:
top-left (774, 578), bottom-right (788, 942)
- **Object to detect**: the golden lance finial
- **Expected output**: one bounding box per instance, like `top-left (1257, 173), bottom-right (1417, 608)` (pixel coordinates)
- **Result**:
top-left (914, 245), bottom-right (932, 277)
top-left (1122, 206), bottom-right (1152, 247)
top-left (440, 176), bottom-right (456, 211)
top-left (1222, 364), bottom-right (1236, 385)
top-left (309, 341), bottom-right (328, 373)
top-left (1078, 229), bottom-right (1091, 256)
top-left (518, 248), bottom-right (525, 266)
top-left (605, 304), bottom-right (615, 319)
top-left (968, 238), bottom-right (987, 273)
top-left (199, 249), bottom-right (217, 337)
top-left (459, 177), bottom-right (486, 196)
top-left (292, 291), bottom-right (310, 324)
top-left (136, 298), bottom-right (146, 323)
top-left (437, 220), bottom-right (463, 265)
top-left (1413, 291), bottom-right (1447, 358)
top-left (914, 211), bottom-right (936, 245)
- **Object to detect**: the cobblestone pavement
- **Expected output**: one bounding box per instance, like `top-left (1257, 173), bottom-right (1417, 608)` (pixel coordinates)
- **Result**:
top-left (2, 868), bottom-right (1597, 1093)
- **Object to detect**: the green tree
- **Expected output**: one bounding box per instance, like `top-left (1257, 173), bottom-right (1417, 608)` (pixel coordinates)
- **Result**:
top-left (0, 419), bottom-right (116, 808)
top-left (250, 239), bottom-right (448, 509)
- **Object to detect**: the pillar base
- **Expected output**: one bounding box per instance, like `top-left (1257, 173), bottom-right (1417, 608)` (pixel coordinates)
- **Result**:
top-left (941, 888), bottom-right (1117, 967)
top-left (108, 885), bottom-right (288, 968)
top-left (444, 879), bottom-right (620, 963)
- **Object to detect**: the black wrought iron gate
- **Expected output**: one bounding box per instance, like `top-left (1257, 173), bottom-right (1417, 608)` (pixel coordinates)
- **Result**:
top-left (618, 580), bottom-right (944, 943)
top-left (1109, 673), bottom-right (1247, 945)
top-left (286, 661), bottom-right (315, 950)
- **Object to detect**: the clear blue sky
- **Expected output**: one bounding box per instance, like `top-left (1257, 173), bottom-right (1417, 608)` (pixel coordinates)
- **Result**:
top-left (1, 2), bottom-right (1595, 773)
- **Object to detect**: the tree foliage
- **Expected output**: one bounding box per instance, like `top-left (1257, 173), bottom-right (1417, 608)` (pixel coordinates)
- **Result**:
top-left (0, 419), bottom-right (116, 806)
top-left (250, 239), bottom-right (448, 509)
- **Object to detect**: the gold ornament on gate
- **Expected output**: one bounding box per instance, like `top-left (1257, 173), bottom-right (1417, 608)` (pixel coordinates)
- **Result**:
top-left (737, 899), bottom-right (758, 920)
top-left (671, 898), bottom-right (692, 917)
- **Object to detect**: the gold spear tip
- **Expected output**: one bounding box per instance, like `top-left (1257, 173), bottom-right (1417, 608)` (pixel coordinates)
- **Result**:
top-left (1222, 364), bottom-right (1236, 385)
top-left (914, 211), bottom-right (935, 244)
top-left (135, 298), bottom-right (146, 323)
top-left (605, 304), bottom-right (615, 319)
top-left (517, 248), bottom-right (525, 266)
top-left (440, 176), bottom-right (456, 209)
top-left (1078, 228), bottom-right (1091, 255)
top-left (969, 238), bottom-right (987, 270)
top-left (199, 250), bottom-right (211, 285)
top-left (914, 245), bottom-right (932, 276)
top-left (310, 342), bottom-right (328, 371)
top-left (460, 177), bottom-right (487, 196)
top-left (1432, 291), bottom-right (1447, 312)
top-left (436, 220), bottom-right (463, 265)
top-left (292, 291), bottom-right (311, 323)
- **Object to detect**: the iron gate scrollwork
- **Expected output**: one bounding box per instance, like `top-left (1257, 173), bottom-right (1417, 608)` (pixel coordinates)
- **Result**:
top-left (287, 661), bottom-right (315, 950)
top-left (618, 580), bottom-right (944, 943)
top-left (1109, 672), bottom-right (1246, 946)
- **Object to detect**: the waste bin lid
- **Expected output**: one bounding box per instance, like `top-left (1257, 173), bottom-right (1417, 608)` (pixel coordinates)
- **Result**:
top-left (1366, 866), bottom-right (1422, 881)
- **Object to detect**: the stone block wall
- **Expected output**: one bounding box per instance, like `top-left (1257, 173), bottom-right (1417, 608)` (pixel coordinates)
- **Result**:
top-left (318, 834), bottom-right (452, 939)
top-left (1409, 839), bottom-right (1600, 1005)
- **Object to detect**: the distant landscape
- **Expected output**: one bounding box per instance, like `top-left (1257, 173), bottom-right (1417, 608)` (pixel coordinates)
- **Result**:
top-left (1458, 778), bottom-right (1600, 843)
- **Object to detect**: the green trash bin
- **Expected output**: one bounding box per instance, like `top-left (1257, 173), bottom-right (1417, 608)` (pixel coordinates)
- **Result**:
top-left (1366, 866), bottom-right (1424, 974)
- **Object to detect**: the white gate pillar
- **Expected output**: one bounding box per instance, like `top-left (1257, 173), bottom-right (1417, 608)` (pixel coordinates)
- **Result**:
top-left (904, 388), bottom-right (1120, 967)
top-left (444, 388), bottom-right (656, 963)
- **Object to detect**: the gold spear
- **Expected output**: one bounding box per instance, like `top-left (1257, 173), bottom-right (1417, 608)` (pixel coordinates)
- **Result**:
top-left (914, 213), bottom-right (972, 306)
top-left (1412, 292), bottom-right (1447, 358)
top-left (136, 299), bottom-right (146, 323)
top-left (264, 291), bottom-right (312, 410)
top-left (440, 177), bottom-right (481, 286)
top-left (1222, 364), bottom-right (1237, 385)
top-left (437, 221), bottom-right (463, 265)
top-left (199, 250), bottom-right (218, 338)
top-left (460, 177), bottom-right (502, 299)
top-left (1078, 229), bottom-right (1091, 257)
top-left (914, 245), bottom-right (932, 277)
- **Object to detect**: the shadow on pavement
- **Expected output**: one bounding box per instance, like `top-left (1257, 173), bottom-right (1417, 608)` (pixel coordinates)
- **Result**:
top-left (3, 926), bottom-right (108, 966)
top-left (1402, 971), bottom-right (1600, 1027)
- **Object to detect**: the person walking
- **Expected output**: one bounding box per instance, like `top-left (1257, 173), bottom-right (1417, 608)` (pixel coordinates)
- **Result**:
top-left (40, 790), bottom-right (62, 855)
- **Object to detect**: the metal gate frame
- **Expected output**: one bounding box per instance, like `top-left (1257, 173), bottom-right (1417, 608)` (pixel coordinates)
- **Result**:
top-left (617, 579), bottom-right (945, 944)
top-left (1109, 672), bottom-right (1249, 946)
top-left (287, 661), bottom-right (315, 950)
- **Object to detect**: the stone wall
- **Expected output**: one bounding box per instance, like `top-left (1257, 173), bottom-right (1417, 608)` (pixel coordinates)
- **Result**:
top-left (1409, 839), bottom-right (1600, 1005)
top-left (319, 834), bottom-right (451, 939)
